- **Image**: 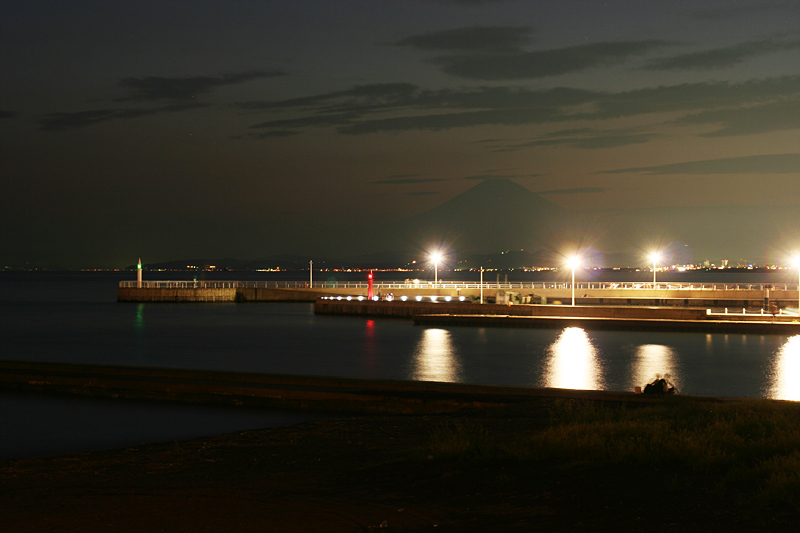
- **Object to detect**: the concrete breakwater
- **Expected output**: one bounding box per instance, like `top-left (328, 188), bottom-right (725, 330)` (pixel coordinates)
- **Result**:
top-left (0, 360), bottom-right (650, 414)
top-left (413, 313), bottom-right (800, 334)
top-left (117, 287), bottom-right (237, 302)
top-left (316, 299), bottom-right (800, 333)
top-left (314, 298), bottom-right (711, 319)
top-left (118, 281), bottom-right (798, 308)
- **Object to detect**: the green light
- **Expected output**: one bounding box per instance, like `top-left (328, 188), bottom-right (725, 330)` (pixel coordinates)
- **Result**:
top-left (137, 263), bottom-right (142, 269)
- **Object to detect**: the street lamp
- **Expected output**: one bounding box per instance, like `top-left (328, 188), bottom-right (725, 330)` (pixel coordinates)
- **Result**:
top-left (650, 252), bottom-right (660, 288)
top-left (430, 252), bottom-right (442, 287)
top-left (480, 265), bottom-right (484, 304)
top-left (567, 256), bottom-right (579, 306)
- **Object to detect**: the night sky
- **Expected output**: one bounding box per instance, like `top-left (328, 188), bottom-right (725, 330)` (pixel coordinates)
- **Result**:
top-left (2, 1), bottom-right (800, 268)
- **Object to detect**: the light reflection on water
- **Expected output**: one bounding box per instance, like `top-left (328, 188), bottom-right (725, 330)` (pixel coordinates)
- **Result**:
top-left (631, 344), bottom-right (679, 391)
top-left (362, 319), bottom-right (378, 375)
top-left (412, 328), bottom-right (460, 382)
top-left (767, 335), bottom-right (800, 401)
top-left (544, 327), bottom-right (602, 390)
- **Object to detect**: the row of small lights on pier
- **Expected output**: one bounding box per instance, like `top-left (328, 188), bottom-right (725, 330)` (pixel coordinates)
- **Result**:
top-left (321, 295), bottom-right (468, 302)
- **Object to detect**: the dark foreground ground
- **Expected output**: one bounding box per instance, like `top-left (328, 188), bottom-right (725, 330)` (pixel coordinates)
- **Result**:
top-left (2, 399), bottom-right (798, 532)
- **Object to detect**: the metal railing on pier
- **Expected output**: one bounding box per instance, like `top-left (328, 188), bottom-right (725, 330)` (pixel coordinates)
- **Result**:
top-left (119, 280), bottom-right (796, 291)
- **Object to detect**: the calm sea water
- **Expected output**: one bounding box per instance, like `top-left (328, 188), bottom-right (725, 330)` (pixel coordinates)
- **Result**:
top-left (1, 270), bottom-right (799, 459)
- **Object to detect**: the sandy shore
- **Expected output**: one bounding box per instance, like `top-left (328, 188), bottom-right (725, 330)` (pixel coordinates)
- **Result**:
top-left (2, 399), bottom-right (797, 532)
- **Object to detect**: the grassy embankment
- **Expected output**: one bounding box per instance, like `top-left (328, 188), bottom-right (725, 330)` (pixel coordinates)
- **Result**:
top-left (422, 397), bottom-right (800, 511)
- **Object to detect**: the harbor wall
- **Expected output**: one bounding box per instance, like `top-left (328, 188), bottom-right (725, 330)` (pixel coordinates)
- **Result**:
top-left (314, 299), bottom-right (711, 320)
top-left (118, 287), bottom-right (236, 302)
top-left (118, 285), bottom-right (797, 307)
top-left (412, 314), bottom-right (800, 334)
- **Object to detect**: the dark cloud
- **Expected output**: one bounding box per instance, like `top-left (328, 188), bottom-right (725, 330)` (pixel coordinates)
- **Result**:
top-left (431, 40), bottom-right (671, 80)
top-left (238, 83), bottom-right (419, 112)
top-left (645, 38), bottom-right (800, 71)
top-left (585, 76), bottom-right (800, 120)
top-left (420, 0), bottom-right (518, 5)
top-left (38, 70), bottom-right (283, 131)
top-left (601, 154), bottom-right (800, 175)
top-left (39, 103), bottom-right (207, 131)
top-left (119, 70), bottom-right (284, 102)
top-left (248, 111), bottom-right (363, 133)
top-left (244, 76), bottom-right (800, 139)
top-left (373, 177), bottom-right (450, 184)
top-left (0, 110), bottom-right (15, 119)
top-left (572, 134), bottom-right (657, 150)
top-left (395, 26), bottom-right (533, 51)
top-left (679, 97), bottom-right (800, 137)
top-left (693, 2), bottom-right (792, 20)
top-left (545, 128), bottom-right (596, 137)
top-left (489, 130), bottom-right (657, 152)
top-left (462, 174), bottom-right (515, 181)
top-left (244, 130), bottom-right (301, 139)
top-left (246, 84), bottom-right (598, 136)
top-left (336, 107), bottom-right (572, 135)
top-left (537, 187), bottom-right (606, 195)
top-left (397, 25), bottom-right (671, 80)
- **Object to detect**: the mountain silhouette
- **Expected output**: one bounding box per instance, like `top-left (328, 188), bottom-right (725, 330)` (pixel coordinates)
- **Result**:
top-left (391, 179), bottom-right (569, 256)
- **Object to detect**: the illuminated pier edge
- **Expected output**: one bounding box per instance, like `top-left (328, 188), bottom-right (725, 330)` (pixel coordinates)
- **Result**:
top-left (119, 279), bottom-right (800, 314)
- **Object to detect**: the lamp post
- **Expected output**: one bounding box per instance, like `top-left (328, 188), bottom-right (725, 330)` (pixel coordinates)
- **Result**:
top-left (650, 252), bottom-right (660, 288)
top-left (480, 266), bottom-right (484, 304)
top-left (431, 252), bottom-right (442, 287)
top-left (567, 257), bottom-right (579, 306)
top-left (309, 260), bottom-right (313, 288)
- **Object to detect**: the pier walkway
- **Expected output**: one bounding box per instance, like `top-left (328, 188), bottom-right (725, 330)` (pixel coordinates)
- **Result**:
top-left (118, 280), bottom-right (800, 309)
top-left (314, 299), bottom-right (800, 334)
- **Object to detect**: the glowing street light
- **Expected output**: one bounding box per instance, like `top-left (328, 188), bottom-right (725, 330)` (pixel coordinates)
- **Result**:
top-left (430, 251), bottom-right (442, 287)
top-left (650, 252), bottom-right (660, 288)
top-left (566, 256), bottom-right (579, 306)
